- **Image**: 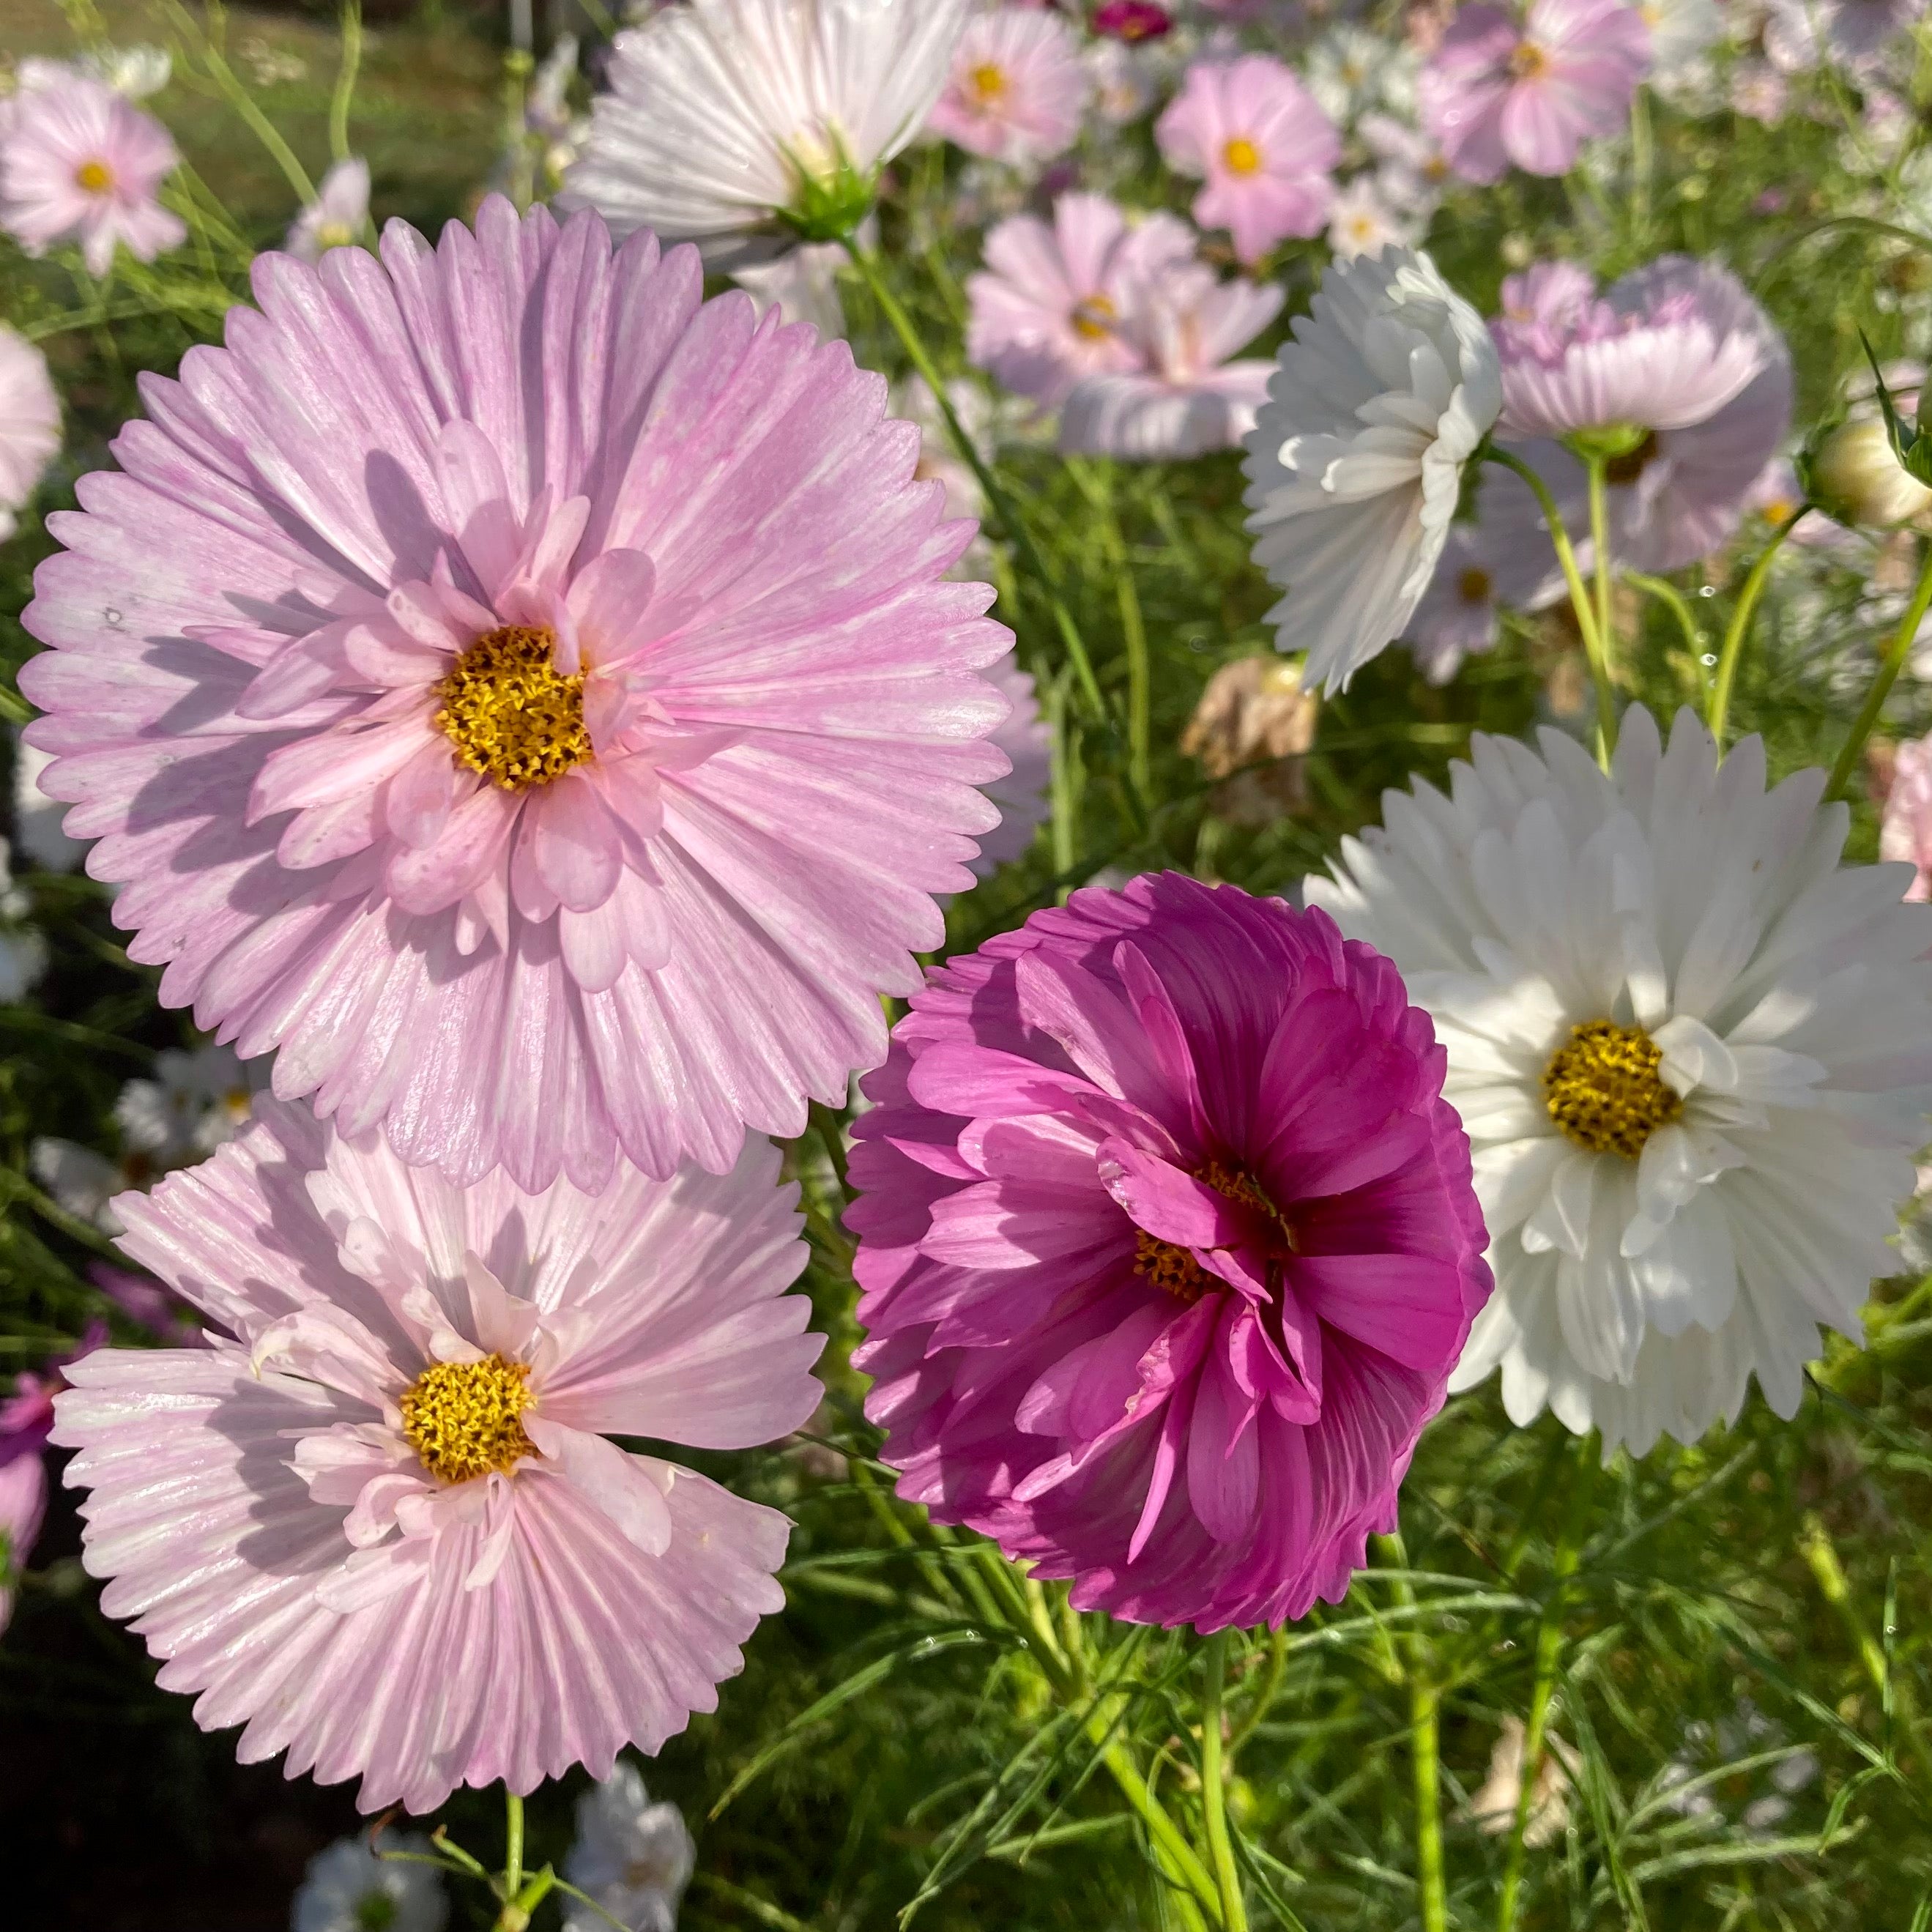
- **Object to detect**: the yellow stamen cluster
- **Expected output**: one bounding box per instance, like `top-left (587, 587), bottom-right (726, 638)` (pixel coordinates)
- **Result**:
top-left (1542, 1020), bottom-right (1684, 1160)
top-left (1222, 136), bottom-right (1263, 177)
top-left (1132, 1161), bottom-right (1290, 1301)
top-left (74, 158), bottom-right (115, 193)
top-left (1071, 293), bottom-right (1118, 342)
top-left (433, 625), bottom-right (592, 791)
top-left (968, 62), bottom-right (1008, 103)
top-left (399, 1353), bottom-right (536, 1485)
top-left (1508, 40), bottom-right (1550, 78)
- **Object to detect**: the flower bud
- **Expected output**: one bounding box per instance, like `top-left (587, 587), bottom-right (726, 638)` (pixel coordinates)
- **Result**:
top-left (1810, 417), bottom-right (1932, 531)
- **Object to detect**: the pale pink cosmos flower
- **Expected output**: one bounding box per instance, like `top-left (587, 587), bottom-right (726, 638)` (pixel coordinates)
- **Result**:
top-left (286, 156), bottom-right (371, 262)
top-left (928, 7), bottom-right (1088, 165)
top-left (967, 193), bottom-right (1196, 406)
top-left (1156, 55), bottom-right (1340, 264)
top-left (1881, 735), bottom-right (1932, 902)
top-left (21, 199), bottom-right (1012, 1195)
top-left (1326, 175), bottom-right (1420, 259)
top-left (51, 1101), bottom-right (823, 1813)
top-left (1419, 0), bottom-right (1650, 185)
top-left (973, 654), bottom-right (1053, 877)
top-left (1060, 260), bottom-right (1285, 458)
top-left (0, 324), bottom-right (61, 544)
top-left (0, 67), bottom-right (185, 276)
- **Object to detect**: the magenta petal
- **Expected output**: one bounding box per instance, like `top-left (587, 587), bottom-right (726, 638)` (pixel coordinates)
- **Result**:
top-left (1097, 1139), bottom-right (1242, 1248)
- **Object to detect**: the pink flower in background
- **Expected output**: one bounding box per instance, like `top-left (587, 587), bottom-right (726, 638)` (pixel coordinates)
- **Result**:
top-left (0, 1320), bottom-right (106, 1638)
top-left (973, 654), bottom-right (1053, 877)
top-left (52, 1100), bottom-right (823, 1813)
top-left (1493, 255), bottom-right (1792, 570)
top-left (1730, 61), bottom-right (1788, 122)
top-left (928, 7), bottom-right (1088, 164)
top-left (0, 68), bottom-right (185, 275)
top-left (0, 324), bottom-right (61, 544)
top-left (1060, 261), bottom-right (1284, 458)
top-left (21, 199), bottom-right (1012, 1195)
top-left (1095, 0), bottom-right (1173, 37)
top-left (286, 155), bottom-right (370, 261)
top-left (1419, 0), bottom-right (1650, 185)
top-left (967, 193), bottom-right (1195, 406)
top-left (1881, 735), bottom-right (1932, 902)
top-left (848, 873), bottom-right (1490, 1631)
top-left (1765, 0), bottom-right (1928, 69)
top-left (1156, 56), bottom-right (1340, 264)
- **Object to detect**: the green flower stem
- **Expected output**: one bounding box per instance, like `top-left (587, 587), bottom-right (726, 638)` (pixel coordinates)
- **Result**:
top-left (159, 0), bottom-right (318, 207)
top-left (1073, 461), bottom-right (1152, 803)
top-left (503, 1788), bottom-right (524, 1898)
top-left (1585, 456), bottom-right (1621, 761)
top-left (1377, 1542), bottom-right (1446, 1932)
top-left (842, 243), bottom-right (1107, 722)
top-left (1200, 1632), bottom-right (1249, 1932)
top-left (1096, 1728), bottom-right (1221, 1931)
top-left (1709, 507), bottom-right (1811, 746)
top-left (329, 1), bottom-right (363, 166)
top-left (1496, 1435), bottom-right (1600, 1932)
top-left (1486, 447), bottom-right (1616, 767)
top-left (1800, 1512), bottom-right (1890, 1698)
top-left (1827, 539), bottom-right (1932, 800)
top-left (1227, 1625), bottom-right (1288, 1761)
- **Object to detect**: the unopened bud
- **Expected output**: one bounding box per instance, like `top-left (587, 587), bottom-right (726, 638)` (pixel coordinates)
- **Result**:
top-left (1810, 418), bottom-right (1932, 531)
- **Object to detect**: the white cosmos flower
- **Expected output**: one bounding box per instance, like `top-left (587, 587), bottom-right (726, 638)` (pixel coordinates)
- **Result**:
top-left (562, 1760), bottom-right (695, 1932)
top-left (562, 0), bottom-right (970, 264)
top-left (1242, 247), bottom-right (1501, 695)
top-left (292, 1832), bottom-right (447, 1932)
top-left (1307, 707), bottom-right (1932, 1457)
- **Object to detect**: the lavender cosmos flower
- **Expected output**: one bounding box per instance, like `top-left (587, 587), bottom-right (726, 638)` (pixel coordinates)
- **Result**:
top-left (1493, 256), bottom-right (1792, 570)
top-left (1419, 0), bottom-right (1650, 185)
top-left (0, 64), bottom-right (185, 276)
top-left (927, 7), bottom-right (1088, 165)
top-left (973, 655), bottom-right (1052, 877)
top-left (52, 1101), bottom-right (823, 1813)
top-left (1156, 55), bottom-right (1340, 265)
top-left (848, 873), bottom-right (1491, 1630)
top-left (0, 324), bottom-right (60, 545)
top-left (21, 198), bottom-right (1012, 1195)
top-left (286, 156), bottom-right (371, 261)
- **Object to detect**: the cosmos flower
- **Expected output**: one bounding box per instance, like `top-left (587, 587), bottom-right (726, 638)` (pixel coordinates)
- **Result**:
top-left (0, 66), bottom-right (185, 276)
top-left (732, 237), bottom-right (851, 340)
top-left (1813, 416), bottom-right (1932, 530)
top-left (1059, 260), bottom-right (1284, 459)
top-left (21, 198), bottom-right (1012, 1195)
top-left (927, 7), bottom-right (1088, 165)
top-left (77, 44), bottom-right (174, 101)
top-left (971, 654), bottom-right (1053, 877)
top-left (53, 1100), bottom-right (824, 1813)
top-left (967, 193), bottom-right (1196, 407)
top-left (286, 155), bottom-right (371, 261)
top-left (1493, 256), bottom-right (1793, 571)
top-left (1308, 708), bottom-right (1932, 1457)
top-left (0, 1322), bottom-right (105, 1639)
top-left (1304, 25), bottom-right (1419, 127)
top-left (1155, 55), bottom-right (1340, 264)
top-left (1418, 0), bottom-right (1650, 185)
top-left (113, 1042), bottom-right (255, 1160)
top-left (561, 1761), bottom-right (696, 1932)
top-left (1325, 176), bottom-right (1420, 259)
top-left (1764, 0), bottom-right (1928, 69)
top-left (847, 872), bottom-right (1490, 1631)
top-left (12, 735), bottom-right (86, 872)
top-left (0, 837), bottom-right (47, 1003)
top-left (0, 324), bottom-right (60, 546)
top-left (1084, 37), bottom-right (1163, 125)
top-left (562, 0), bottom-right (969, 261)
top-left (1359, 112), bottom-right (1454, 219)
top-left (1243, 247), bottom-right (1503, 693)
top-left (292, 1833), bottom-right (448, 1932)
top-left (1094, 0), bottom-right (1173, 38)
top-left (1881, 732), bottom-right (1932, 901)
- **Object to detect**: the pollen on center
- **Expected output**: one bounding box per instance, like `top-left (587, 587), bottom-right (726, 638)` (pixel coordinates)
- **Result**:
top-left (1222, 135), bottom-right (1264, 177)
top-left (433, 625), bottom-right (593, 791)
top-left (1542, 1019), bottom-right (1684, 1160)
top-left (400, 1353), bottom-right (537, 1485)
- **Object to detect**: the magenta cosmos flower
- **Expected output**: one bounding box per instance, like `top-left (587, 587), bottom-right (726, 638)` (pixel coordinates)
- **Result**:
top-left (967, 193), bottom-right (1195, 406)
top-left (0, 1321), bottom-right (105, 1637)
top-left (0, 66), bottom-right (185, 277)
top-left (1493, 256), bottom-right (1792, 569)
top-left (21, 199), bottom-right (1011, 1194)
top-left (51, 1101), bottom-right (822, 1813)
top-left (1419, 0), bottom-right (1649, 185)
top-left (927, 7), bottom-right (1088, 165)
top-left (1156, 56), bottom-right (1340, 265)
top-left (847, 873), bottom-right (1491, 1630)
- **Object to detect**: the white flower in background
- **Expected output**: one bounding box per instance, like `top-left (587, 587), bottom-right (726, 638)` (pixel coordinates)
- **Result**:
top-left (1084, 37), bottom-right (1159, 125)
top-left (81, 44), bottom-right (172, 100)
top-left (1305, 24), bottom-right (1418, 126)
top-left (1243, 246), bottom-right (1501, 694)
top-left (562, 1761), bottom-right (695, 1932)
top-left (732, 236), bottom-right (851, 338)
top-left (113, 1043), bottom-right (255, 1159)
top-left (562, 0), bottom-right (970, 262)
top-left (0, 836), bottom-right (45, 1000)
top-left (1360, 112), bottom-right (1452, 220)
top-left (293, 1832), bottom-right (448, 1932)
top-left (1657, 1703), bottom-right (1821, 1835)
top-left (30, 1138), bottom-right (124, 1232)
top-left (284, 155), bottom-right (369, 261)
top-left (899, 372), bottom-right (990, 525)
top-left (1464, 1714), bottom-right (1578, 1846)
top-left (1812, 416), bottom-right (1932, 530)
top-left (1309, 708), bottom-right (1932, 1457)
top-left (0, 323), bottom-right (60, 545)
top-left (1636, 0), bottom-right (1723, 91)
top-left (12, 735), bottom-right (85, 872)
top-left (1326, 176), bottom-right (1419, 259)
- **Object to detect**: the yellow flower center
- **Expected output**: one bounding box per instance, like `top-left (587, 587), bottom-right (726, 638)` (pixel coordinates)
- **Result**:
top-left (1071, 292), bottom-right (1118, 341)
top-left (316, 220), bottom-right (354, 250)
top-left (74, 158), bottom-right (115, 193)
top-left (433, 625), bottom-right (592, 790)
top-left (399, 1353), bottom-right (536, 1485)
top-left (1457, 565), bottom-right (1493, 604)
top-left (1132, 1161), bottom-right (1288, 1302)
top-left (1542, 1020), bottom-right (1684, 1159)
top-left (1222, 135), bottom-right (1264, 176)
top-left (1508, 40), bottom-right (1550, 78)
top-left (968, 62), bottom-right (1008, 104)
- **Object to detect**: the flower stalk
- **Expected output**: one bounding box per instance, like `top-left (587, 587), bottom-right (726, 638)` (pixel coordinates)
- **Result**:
top-left (1827, 538), bottom-right (1932, 799)
top-left (1709, 505), bottom-right (1810, 747)
top-left (1200, 1630), bottom-right (1249, 1932)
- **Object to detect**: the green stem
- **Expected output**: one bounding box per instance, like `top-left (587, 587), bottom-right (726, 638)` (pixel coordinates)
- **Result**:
top-left (1200, 1632), bottom-right (1248, 1932)
top-left (1586, 456), bottom-right (1620, 761)
top-left (503, 1788), bottom-right (524, 1898)
top-left (1709, 507), bottom-right (1810, 746)
top-left (1801, 1512), bottom-right (1890, 1698)
top-left (1101, 471), bottom-right (1152, 803)
top-left (1097, 1732), bottom-right (1221, 1929)
top-left (160, 0), bottom-right (317, 206)
top-left (1226, 1626), bottom-right (1288, 1761)
top-left (329, 1), bottom-right (363, 167)
top-left (842, 243), bottom-right (1107, 721)
top-left (1411, 1679), bottom-right (1448, 1932)
top-left (1487, 447), bottom-right (1616, 767)
top-left (1828, 539), bottom-right (1932, 799)
top-left (1497, 1436), bottom-right (1599, 1932)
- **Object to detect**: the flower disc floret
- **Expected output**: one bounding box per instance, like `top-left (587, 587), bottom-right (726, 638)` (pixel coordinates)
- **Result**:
top-left (433, 627), bottom-right (592, 790)
top-left (399, 1354), bottom-right (536, 1482)
top-left (1542, 1021), bottom-right (1684, 1159)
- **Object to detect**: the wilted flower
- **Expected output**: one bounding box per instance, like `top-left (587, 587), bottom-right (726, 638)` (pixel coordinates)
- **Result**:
top-left (1309, 708), bottom-right (1932, 1456)
top-left (849, 872), bottom-right (1491, 1631)
top-left (562, 0), bottom-right (968, 260)
top-left (21, 198), bottom-right (1012, 1196)
top-left (1419, 0), bottom-right (1650, 185)
top-left (292, 1833), bottom-right (447, 1932)
top-left (1181, 654), bottom-right (1319, 820)
top-left (1464, 1715), bottom-right (1578, 1846)
top-left (54, 1103), bottom-right (824, 1813)
top-left (285, 155), bottom-right (370, 261)
top-left (928, 6), bottom-right (1088, 165)
top-left (1244, 247), bottom-right (1503, 693)
top-left (562, 1761), bottom-right (696, 1932)
top-left (1156, 55), bottom-right (1339, 264)
top-left (0, 323), bottom-right (59, 545)
top-left (0, 67), bottom-right (185, 276)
